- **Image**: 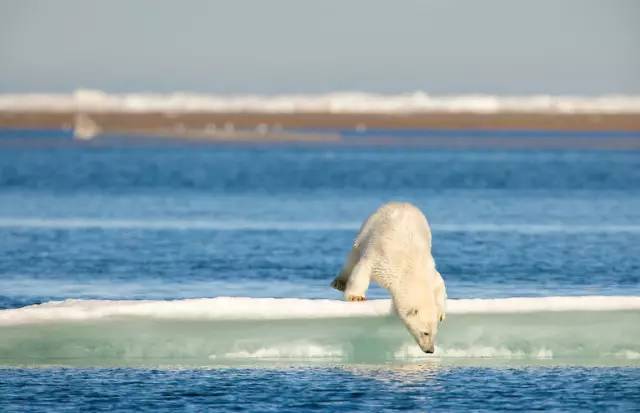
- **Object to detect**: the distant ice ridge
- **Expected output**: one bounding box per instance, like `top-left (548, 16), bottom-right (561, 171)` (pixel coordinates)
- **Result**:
top-left (1, 89), bottom-right (640, 114)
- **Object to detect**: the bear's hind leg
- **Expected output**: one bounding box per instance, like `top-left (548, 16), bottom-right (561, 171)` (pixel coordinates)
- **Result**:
top-left (344, 259), bottom-right (372, 302)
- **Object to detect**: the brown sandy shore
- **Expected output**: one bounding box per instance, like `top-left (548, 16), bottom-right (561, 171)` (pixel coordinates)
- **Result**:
top-left (1, 111), bottom-right (640, 149)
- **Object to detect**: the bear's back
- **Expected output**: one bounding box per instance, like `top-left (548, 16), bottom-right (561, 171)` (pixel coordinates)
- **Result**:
top-left (355, 203), bottom-right (433, 287)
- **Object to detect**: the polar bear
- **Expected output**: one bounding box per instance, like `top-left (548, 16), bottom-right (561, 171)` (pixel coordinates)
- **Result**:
top-left (331, 202), bottom-right (446, 353)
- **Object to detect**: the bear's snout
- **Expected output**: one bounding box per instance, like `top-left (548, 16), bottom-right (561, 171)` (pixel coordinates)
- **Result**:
top-left (423, 345), bottom-right (435, 354)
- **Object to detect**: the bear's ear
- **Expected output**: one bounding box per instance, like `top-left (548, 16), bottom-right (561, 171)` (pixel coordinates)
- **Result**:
top-left (406, 308), bottom-right (419, 317)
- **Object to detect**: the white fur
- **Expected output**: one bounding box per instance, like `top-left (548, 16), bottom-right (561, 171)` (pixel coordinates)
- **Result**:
top-left (331, 202), bottom-right (447, 353)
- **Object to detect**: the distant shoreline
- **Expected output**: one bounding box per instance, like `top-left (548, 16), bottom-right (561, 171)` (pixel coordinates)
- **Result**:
top-left (2, 110), bottom-right (640, 130)
top-left (1, 111), bottom-right (640, 149)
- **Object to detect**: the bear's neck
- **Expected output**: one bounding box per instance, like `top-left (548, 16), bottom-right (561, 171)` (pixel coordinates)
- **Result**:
top-left (388, 256), bottom-right (436, 314)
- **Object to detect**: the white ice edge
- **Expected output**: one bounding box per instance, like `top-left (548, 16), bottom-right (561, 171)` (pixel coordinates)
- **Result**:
top-left (1, 296), bottom-right (639, 326)
top-left (2, 89), bottom-right (640, 114)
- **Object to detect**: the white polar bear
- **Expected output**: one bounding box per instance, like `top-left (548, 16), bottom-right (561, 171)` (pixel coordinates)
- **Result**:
top-left (331, 202), bottom-right (447, 353)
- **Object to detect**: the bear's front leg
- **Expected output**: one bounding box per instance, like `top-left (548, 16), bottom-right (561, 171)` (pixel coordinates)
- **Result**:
top-left (331, 245), bottom-right (360, 293)
top-left (344, 260), bottom-right (371, 302)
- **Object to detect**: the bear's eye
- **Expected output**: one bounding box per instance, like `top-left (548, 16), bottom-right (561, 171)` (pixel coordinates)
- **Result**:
top-left (422, 332), bottom-right (430, 337)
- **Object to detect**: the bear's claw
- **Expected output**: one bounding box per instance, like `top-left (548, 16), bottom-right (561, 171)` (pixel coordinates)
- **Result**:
top-left (347, 295), bottom-right (366, 302)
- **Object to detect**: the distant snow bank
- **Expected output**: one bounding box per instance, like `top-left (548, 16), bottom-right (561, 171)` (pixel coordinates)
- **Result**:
top-left (2, 89), bottom-right (640, 114)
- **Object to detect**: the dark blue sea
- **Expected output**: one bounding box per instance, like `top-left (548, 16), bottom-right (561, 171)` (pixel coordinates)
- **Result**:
top-left (0, 133), bottom-right (639, 411)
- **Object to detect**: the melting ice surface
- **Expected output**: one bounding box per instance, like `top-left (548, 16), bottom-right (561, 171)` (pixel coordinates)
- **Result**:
top-left (1, 296), bottom-right (638, 367)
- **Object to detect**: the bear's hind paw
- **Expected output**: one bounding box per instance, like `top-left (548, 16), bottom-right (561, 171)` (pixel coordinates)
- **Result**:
top-left (347, 295), bottom-right (366, 302)
top-left (331, 278), bottom-right (346, 292)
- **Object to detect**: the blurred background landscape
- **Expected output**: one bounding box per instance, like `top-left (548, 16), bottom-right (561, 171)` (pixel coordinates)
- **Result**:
top-left (1, 0), bottom-right (639, 147)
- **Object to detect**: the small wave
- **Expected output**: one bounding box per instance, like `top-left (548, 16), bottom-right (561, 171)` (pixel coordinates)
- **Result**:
top-left (395, 345), bottom-right (554, 360)
top-left (219, 344), bottom-right (344, 360)
top-left (0, 296), bottom-right (638, 366)
top-left (2, 218), bottom-right (640, 234)
top-left (613, 350), bottom-right (640, 360)
top-left (0, 218), bottom-right (358, 231)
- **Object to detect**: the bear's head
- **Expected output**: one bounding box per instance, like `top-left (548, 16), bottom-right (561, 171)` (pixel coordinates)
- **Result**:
top-left (394, 278), bottom-right (445, 354)
top-left (400, 306), bottom-right (441, 353)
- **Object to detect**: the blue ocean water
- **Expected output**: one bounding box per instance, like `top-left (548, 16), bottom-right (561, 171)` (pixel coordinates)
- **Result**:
top-left (1, 135), bottom-right (639, 410)
top-left (1, 367), bottom-right (639, 412)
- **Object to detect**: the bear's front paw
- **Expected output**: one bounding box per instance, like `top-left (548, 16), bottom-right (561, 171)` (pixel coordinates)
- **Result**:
top-left (331, 278), bottom-right (346, 292)
top-left (347, 295), bottom-right (366, 302)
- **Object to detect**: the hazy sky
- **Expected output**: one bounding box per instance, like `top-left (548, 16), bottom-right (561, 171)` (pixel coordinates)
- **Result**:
top-left (1, 0), bottom-right (639, 94)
